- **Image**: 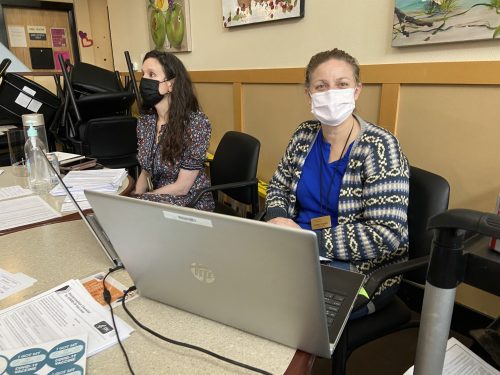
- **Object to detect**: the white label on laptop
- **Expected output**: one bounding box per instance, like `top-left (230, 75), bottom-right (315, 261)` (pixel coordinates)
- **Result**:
top-left (163, 211), bottom-right (213, 227)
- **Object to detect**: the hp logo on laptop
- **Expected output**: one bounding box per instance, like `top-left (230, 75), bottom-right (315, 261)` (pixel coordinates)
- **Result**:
top-left (191, 263), bottom-right (215, 284)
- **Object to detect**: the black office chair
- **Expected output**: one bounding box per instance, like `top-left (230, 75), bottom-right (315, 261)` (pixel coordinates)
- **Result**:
top-left (79, 115), bottom-right (138, 170)
top-left (187, 131), bottom-right (261, 217)
top-left (331, 166), bottom-right (450, 375)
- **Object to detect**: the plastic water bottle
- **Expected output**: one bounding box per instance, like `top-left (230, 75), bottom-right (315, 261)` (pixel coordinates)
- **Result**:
top-left (24, 122), bottom-right (51, 194)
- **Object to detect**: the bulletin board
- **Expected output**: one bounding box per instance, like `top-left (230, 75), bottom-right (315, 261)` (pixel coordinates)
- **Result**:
top-left (1, 1), bottom-right (79, 71)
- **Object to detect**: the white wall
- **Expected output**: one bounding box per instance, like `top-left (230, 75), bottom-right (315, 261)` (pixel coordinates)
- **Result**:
top-left (108, 0), bottom-right (500, 72)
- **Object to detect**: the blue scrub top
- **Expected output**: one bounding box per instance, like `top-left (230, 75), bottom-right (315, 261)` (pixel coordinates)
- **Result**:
top-left (296, 132), bottom-right (353, 230)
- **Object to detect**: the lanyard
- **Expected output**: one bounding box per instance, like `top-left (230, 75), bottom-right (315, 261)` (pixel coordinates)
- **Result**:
top-left (318, 119), bottom-right (354, 215)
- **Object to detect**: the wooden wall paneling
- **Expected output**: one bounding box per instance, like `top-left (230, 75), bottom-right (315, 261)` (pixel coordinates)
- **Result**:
top-left (118, 62), bottom-right (500, 214)
top-left (361, 61), bottom-right (500, 85)
top-left (378, 83), bottom-right (400, 134)
top-left (354, 84), bottom-right (381, 127)
top-left (193, 83), bottom-right (234, 153)
top-left (243, 84), bottom-right (312, 181)
top-left (87, 0), bottom-right (114, 70)
top-left (397, 84), bottom-right (500, 212)
top-left (233, 82), bottom-right (243, 132)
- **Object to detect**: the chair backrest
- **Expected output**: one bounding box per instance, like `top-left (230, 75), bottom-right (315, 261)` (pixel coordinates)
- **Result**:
top-left (210, 131), bottom-right (260, 206)
top-left (75, 91), bottom-right (135, 120)
top-left (70, 62), bottom-right (122, 95)
top-left (82, 116), bottom-right (137, 161)
top-left (406, 166), bottom-right (450, 284)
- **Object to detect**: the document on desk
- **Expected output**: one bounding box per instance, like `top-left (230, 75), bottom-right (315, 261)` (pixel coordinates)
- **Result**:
top-left (81, 272), bottom-right (138, 309)
top-left (0, 279), bottom-right (133, 356)
top-left (0, 267), bottom-right (36, 301)
top-left (50, 169), bottom-right (128, 196)
top-left (0, 185), bottom-right (33, 201)
top-left (403, 337), bottom-right (498, 375)
top-left (0, 333), bottom-right (87, 374)
top-left (0, 195), bottom-right (61, 231)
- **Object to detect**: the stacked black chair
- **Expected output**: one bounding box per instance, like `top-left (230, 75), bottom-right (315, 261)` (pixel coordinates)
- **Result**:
top-left (188, 131), bottom-right (261, 218)
top-left (56, 54), bottom-right (138, 172)
top-left (0, 58), bottom-right (60, 150)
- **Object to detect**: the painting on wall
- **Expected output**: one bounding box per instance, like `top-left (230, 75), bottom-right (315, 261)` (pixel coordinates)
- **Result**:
top-left (148, 0), bottom-right (192, 52)
top-left (393, 0), bottom-right (500, 47)
top-left (222, 0), bottom-right (305, 28)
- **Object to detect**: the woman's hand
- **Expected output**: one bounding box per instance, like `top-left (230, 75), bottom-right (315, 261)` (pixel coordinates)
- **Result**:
top-left (268, 217), bottom-right (301, 229)
top-left (131, 170), bottom-right (150, 195)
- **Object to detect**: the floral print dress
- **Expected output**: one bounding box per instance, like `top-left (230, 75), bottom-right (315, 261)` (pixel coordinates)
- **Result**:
top-left (135, 111), bottom-right (215, 211)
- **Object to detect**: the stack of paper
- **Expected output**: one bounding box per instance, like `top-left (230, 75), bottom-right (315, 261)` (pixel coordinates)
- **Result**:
top-left (0, 267), bottom-right (37, 301)
top-left (52, 151), bottom-right (85, 165)
top-left (0, 195), bottom-right (61, 231)
top-left (0, 185), bottom-right (33, 201)
top-left (0, 279), bottom-right (134, 357)
top-left (50, 169), bottom-right (128, 213)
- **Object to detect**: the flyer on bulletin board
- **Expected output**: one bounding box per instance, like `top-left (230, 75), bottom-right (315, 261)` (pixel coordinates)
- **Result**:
top-left (0, 334), bottom-right (87, 375)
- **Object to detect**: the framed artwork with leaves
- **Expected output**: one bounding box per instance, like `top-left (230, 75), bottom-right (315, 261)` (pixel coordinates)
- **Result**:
top-left (148, 0), bottom-right (192, 52)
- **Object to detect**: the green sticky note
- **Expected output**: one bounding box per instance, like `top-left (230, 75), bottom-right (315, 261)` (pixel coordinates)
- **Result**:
top-left (358, 287), bottom-right (369, 299)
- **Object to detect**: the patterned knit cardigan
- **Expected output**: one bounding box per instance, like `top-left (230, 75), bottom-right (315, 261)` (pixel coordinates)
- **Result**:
top-left (266, 115), bottom-right (410, 308)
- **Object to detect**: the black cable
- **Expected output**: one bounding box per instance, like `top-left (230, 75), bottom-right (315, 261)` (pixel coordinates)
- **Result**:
top-left (121, 287), bottom-right (274, 375)
top-left (102, 266), bottom-right (135, 375)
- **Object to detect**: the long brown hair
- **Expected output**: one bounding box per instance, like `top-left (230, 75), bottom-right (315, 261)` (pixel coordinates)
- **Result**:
top-left (142, 50), bottom-right (200, 163)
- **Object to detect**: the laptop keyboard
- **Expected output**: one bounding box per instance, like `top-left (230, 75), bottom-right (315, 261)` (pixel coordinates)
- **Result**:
top-left (324, 290), bottom-right (345, 327)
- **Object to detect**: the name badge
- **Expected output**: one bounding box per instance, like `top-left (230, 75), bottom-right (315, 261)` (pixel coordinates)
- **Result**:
top-left (311, 215), bottom-right (331, 230)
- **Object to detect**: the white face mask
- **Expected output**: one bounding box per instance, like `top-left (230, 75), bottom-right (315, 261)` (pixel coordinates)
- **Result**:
top-left (310, 88), bottom-right (356, 127)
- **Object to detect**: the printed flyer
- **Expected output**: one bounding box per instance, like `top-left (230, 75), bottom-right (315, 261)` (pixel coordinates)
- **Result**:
top-left (0, 334), bottom-right (87, 375)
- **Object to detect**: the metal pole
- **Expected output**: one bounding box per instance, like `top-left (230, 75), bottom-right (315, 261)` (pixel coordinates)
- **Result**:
top-left (414, 283), bottom-right (456, 375)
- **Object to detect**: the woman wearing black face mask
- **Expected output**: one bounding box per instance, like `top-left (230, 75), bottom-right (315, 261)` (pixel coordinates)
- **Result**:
top-left (131, 50), bottom-right (214, 211)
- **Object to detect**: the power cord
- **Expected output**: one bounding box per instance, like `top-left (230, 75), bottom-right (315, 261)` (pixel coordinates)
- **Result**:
top-left (121, 287), bottom-right (274, 375)
top-left (102, 266), bottom-right (135, 375)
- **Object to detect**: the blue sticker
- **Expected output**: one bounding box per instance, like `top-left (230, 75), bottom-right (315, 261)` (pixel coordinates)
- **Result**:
top-left (47, 340), bottom-right (85, 368)
top-left (47, 364), bottom-right (84, 375)
top-left (7, 348), bottom-right (47, 374)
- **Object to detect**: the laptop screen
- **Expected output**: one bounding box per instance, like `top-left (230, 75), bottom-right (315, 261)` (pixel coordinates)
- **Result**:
top-left (42, 152), bottom-right (120, 265)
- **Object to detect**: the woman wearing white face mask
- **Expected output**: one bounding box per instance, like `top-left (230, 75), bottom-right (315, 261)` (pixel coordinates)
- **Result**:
top-left (265, 48), bottom-right (410, 316)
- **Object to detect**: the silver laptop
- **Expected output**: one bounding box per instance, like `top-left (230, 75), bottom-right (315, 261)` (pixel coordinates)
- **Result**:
top-left (42, 153), bottom-right (121, 266)
top-left (85, 190), bottom-right (366, 358)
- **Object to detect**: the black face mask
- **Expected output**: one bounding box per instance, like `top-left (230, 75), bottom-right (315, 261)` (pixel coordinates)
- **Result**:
top-left (139, 77), bottom-right (166, 107)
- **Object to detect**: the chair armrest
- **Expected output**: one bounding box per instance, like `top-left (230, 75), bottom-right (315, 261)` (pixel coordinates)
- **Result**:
top-left (187, 179), bottom-right (258, 208)
top-left (353, 255), bottom-right (430, 310)
top-left (254, 210), bottom-right (266, 221)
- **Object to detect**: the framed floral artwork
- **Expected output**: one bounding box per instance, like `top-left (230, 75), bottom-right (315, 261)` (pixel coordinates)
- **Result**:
top-left (393, 0), bottom-right (500, 46)
top-left (148, 0), bottom-right (192, 52)
top-left (222, 0), bottom-right (305, 28)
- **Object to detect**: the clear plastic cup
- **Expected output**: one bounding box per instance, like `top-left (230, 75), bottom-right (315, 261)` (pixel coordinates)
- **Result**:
top-left (46, 152), bottom-right (60, 186)
top-left (6, 128), bottom-right (28, 177)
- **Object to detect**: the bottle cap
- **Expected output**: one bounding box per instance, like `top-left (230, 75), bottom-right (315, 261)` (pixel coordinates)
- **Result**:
top-left (27, 122), bottom-right (38, 137)
top-left (22, 113), bottom-right (44, 127)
